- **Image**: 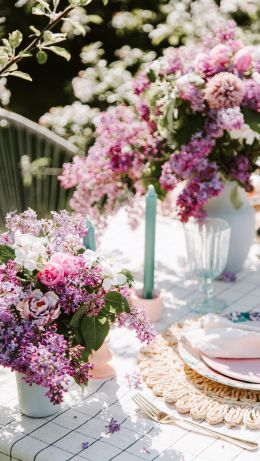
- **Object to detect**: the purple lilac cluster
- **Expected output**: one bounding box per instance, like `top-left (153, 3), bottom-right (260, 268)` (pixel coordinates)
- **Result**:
top-left (117, 306), bottom-right (155, 344)
top-left (160, 134), bottom-right (224, 221)
top-left (0, 312), bottom-right (92, 404)
top-left (0, 261), bottom-right (22, 309)
top-left (230, 156), bottom-right (253, 192)
top-left (6, 208), bottom-right (42, 236)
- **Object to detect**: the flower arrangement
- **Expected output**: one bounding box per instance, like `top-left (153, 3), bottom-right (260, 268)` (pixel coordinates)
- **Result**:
top-left (60, 22), bottom-right (260, 225)
top-left (0, 208), bottom-right (155, 404)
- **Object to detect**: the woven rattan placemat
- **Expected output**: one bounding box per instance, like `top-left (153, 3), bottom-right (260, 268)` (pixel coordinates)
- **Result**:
top-left (139, 322), bottom-right (260, 429)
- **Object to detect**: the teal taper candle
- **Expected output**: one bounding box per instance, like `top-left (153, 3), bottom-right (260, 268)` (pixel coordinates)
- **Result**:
top-left (83, 216), bottom-right (97, 251)
top-left (143, 185), bottom-right (157, 299)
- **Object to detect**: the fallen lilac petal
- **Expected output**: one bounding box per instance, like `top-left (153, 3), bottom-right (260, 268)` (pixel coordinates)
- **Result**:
top-left (219, 271), bottom-right (237, 282)
top-left (81, 441), bottom-right (89, 450)
top-left (125, 370), bottom-right (142, 388)
top-left (106, 417), bottom-right (121, 434)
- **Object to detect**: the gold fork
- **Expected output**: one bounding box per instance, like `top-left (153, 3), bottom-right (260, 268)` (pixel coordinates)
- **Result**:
top-left (132, 392), bottom-right (258, 451)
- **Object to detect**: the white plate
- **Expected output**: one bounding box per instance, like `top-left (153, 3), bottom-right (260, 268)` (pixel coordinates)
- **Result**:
top-left (178, 337), bottom-right (260, 391)
top-left (201, 354), bottom-right (260, 384)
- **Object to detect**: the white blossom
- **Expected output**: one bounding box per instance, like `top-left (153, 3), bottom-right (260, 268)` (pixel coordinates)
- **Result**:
top-left (13, 231), bottom-right (47, 271)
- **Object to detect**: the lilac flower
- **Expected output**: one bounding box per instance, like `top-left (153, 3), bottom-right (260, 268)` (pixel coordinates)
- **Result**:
top-left (217, 107), bottom-right (244, 131)
top-left (81, 441), bottom-right (89, 450)
top-left (230, 156), bottom-right (253, 192)
top-left (106, 418), bottom-right (121, 434)
top-left (6, 208), bottom-right (41, 236)
top-left (125, 370), bottom-right (142, 388)
top-left (133, 72), bottom-right (150, 95)
top-left (219, 271), bottom-right (237, 282)
top-left (140, 447), bottom-right (150, 454)
top-left (243, 79), bottom-right (260, 111)
top-left (117, 306), bottom-right (156, 344)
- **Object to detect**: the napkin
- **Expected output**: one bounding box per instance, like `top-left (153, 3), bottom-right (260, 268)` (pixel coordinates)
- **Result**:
top-left (183, 313), bottom-right (260, 358)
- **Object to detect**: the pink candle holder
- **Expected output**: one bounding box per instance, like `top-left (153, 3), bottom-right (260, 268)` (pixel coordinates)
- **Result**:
top-left (90, 341), bottom-right (115, 379)
top-left (132, 289), bottom-right (163, 322)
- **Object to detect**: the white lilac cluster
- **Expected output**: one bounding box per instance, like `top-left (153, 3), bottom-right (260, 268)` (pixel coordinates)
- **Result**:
top-left (39, 102), bottom-right (99, 153)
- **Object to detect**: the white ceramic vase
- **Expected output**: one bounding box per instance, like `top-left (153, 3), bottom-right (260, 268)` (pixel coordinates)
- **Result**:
top-left (16, 373), bottom-right (60, 418)
top-left (206, 182), bottom-right (255, 273)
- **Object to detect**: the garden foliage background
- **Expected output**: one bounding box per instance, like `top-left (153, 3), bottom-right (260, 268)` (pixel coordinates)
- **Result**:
top-left (1, 0), bottom-right (260, 129)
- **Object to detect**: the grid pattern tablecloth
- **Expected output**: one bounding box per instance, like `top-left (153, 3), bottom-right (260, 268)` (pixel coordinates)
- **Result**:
top-left (1, 215), bottom-right (260, 461)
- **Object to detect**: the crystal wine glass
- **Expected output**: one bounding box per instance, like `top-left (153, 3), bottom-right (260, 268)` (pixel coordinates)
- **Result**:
top-left (184, 217), bottom-right (231, 314)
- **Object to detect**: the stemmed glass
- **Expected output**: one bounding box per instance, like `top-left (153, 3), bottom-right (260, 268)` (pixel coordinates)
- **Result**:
top-left (184, 218), bottom-right (231, 313)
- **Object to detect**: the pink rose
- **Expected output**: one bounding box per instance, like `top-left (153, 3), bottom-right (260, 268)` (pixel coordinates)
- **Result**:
top-left (17, 289), bottom-right (60, 325)
top-left (38, 262), bottom-right (64, 287)
top-left (210, 44), bottom-right (230, 67)
top-left (50, 252), bottom-right (75, 276)
top-left (234, 48), bottom-right (253, 72)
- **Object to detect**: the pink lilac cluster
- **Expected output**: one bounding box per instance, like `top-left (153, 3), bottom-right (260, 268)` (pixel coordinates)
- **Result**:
top-left (117, 305), bottom-right (155, 344)
top-left (0, 209), bottom-right (155, 402)
top-left (59, 105), bottom-right (162, 225)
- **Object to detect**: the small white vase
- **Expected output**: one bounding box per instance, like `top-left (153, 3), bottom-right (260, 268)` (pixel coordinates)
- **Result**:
top-left (206, 182), bottom-right (255, 273)
top-left (16, 373), bottom-right (60, 418)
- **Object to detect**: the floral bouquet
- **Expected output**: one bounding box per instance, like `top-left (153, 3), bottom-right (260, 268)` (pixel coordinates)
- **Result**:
top-left (0, 209), bottom-right (154, 404)
top-left (60, 21), bottom-right (260, 225)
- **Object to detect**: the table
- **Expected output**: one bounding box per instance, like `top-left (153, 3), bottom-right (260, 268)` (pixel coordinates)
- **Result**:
top-left (1, 214), bottom-right (260, 461)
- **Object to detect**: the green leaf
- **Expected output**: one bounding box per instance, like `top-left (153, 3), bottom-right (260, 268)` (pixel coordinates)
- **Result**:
top-left (8, 71), bottom-right (32, 81)
top-left (74, 328), bottom-right (84, 346)
top-left (121, 269), bottom-right (134, 286)
top-left (80, 316), bottom-right (110, 351)
top-left (105, 291), bottom-right (130, 314)
top-left (36, 50), bottom-right (48, 64)
top-left (230, 184), bottom-right (243, 210)
top-left (174, 113), bottom-right (205, 146)
top-left (32, 5), bottom-right (45, 15)
top-left (0, 245), bottom-right (15, 264)
top-left (29, 26), bottom-right (41, 37)
top-left (87, 15), bottom-right (103, 25)
top-left (242, 107), bottom-right (260, 134)
top-left (63, 18), bottom-right (86, 36)
top-left (47, 46), bottom-right (71, 61)
top-left (69, 304), bottom-right (86, 328)
top-left (69, 0), bottom-right (92, 6)
top-left (147, 69), bottom-right (156, 83)
top-left (9, 30), bottom-right (23, 49)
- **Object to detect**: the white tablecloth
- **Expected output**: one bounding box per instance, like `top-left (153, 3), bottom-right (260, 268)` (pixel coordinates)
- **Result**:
top-left (1, 214), bottom-right (260, 461)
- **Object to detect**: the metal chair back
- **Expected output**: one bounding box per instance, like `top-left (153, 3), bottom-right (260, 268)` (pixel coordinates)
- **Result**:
top-left (0, 108), bottom-right (77, 227)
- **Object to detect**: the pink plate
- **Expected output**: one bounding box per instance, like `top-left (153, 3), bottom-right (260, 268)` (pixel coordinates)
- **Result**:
top-left (201, 354), bottom-right (260, 384)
